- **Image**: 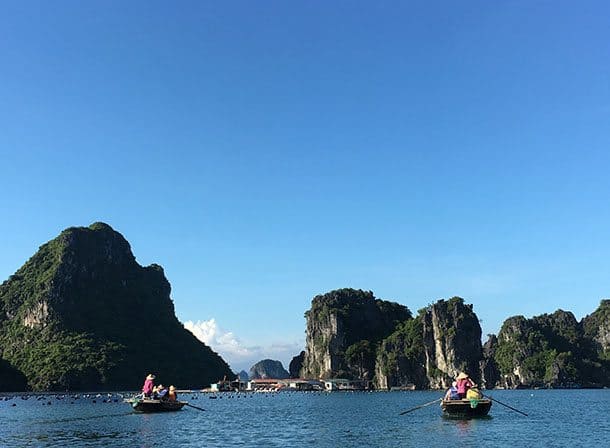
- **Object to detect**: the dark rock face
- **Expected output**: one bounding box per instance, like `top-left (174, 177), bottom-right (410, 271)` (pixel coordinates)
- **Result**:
top-left (0, 223), bottom-right (233, 391)
top-left (300, 289), bottom-right (411, 380)
top-left (0, 358), bottom-right (28, 392)
top-left (480, 334), bottom-right (500, 388)
top-left (249, 359), bottom-right (289, 379)
top-left (289, 351), bottom-right (305, 378)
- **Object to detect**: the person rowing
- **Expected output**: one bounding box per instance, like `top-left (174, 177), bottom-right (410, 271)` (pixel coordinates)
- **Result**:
top-left (455, 372), bottom-right (476, 399)
top-left (142, 374), bottom-right (155, 398)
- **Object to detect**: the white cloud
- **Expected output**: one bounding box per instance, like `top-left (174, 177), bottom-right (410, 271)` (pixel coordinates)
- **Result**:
top-left (183, 318), bottom-right (304, 374)
top-left (184, 318), bottom-right (250, 357)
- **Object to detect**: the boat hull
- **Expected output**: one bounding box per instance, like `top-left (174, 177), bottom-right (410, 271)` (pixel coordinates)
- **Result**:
top-left (441, 399), bottom-right (492, 418)
top-left (125, 398), bottom-right (186, 413)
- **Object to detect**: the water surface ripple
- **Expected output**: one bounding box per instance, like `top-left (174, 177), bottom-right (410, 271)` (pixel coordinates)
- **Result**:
top-left (1, 390), bottom-right (608, 447)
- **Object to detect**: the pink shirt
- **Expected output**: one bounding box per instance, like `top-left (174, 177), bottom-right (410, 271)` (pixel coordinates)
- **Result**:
top-left (142, 379), bottom-right (154, 394)
top-left (456, 378), bottom-right (473, 394)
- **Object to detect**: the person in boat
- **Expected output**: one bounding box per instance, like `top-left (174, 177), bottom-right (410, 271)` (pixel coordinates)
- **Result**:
top-left (156, 384), bottom-right (169, 400)
top-left (456, 372), bottom-right (476, 399)
top-left (444, 381), bottom-right (460, 400)
top-left (168, 385), bottom-right (178, 402)
top-left (142, 374), bottom-right (155, 398)
top-left (466, 387), bottom-right (482, 400)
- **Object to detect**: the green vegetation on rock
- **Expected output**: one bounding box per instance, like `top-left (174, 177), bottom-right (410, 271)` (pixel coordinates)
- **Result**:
top-left (376, 315), bottom-right (426, 388)
top-left (0, 223), bottom-right (233, 391)
top-left (494, 308), bottom-right (608, 388)
top-left (301, 288), bottom-right (412, 380)
top-left (583, 300), bottom-right (610, 361)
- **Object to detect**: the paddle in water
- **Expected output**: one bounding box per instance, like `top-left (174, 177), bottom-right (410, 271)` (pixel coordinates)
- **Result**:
top-left (399, 397), bottom-right (443, 415)
top-left (482, 393), bottom-right (528, 416)
top-left (185, 403), bottom-right (206, 412)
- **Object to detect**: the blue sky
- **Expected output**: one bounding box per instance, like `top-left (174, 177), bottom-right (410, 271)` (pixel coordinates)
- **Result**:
top-left (1, 1), bottom-right (609, 371)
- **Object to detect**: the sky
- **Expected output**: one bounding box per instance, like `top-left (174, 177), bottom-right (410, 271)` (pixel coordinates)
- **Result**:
top-left (1, 1), bottom-right (609, 372)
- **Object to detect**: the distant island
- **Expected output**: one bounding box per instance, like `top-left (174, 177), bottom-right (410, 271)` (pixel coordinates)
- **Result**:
top-left (249, 359), bottom-right (290, 380)
top-left (1, 223), bottom-right (608, 392)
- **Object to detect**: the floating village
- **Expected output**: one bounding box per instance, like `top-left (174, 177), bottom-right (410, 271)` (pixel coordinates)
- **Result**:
top-left (208, 377), bottom-right (381, 393)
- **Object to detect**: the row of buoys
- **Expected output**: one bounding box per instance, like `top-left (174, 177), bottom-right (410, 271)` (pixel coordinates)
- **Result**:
top-left (0, 393), bottom-right (126, 403)
top-left (0, 390), bottom-right (355, 405)
top-left (1, 393), bottom-right (125, 399)
top-left (207, 394), bottom-right (256, 399)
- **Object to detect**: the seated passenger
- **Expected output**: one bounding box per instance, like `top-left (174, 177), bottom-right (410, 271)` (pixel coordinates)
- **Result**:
top-left (444, 381), bottom-right (460, 400)
top-left (157, 384), bottom-right (169, 400)
top-left (168, 385), bottom-right (178, 402)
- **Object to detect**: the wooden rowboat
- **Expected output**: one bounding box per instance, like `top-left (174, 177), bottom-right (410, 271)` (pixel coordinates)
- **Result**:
top-left (441, 398), bottom-right (492, 418)
top-left (125, 398), bottom-right (186, 413)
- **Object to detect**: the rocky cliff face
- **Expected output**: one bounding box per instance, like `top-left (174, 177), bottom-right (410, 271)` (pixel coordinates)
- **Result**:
top-left (300, 289), bottom-right (411, 380)
top-left (374, 297), bottom-right (484, 390)
top-left (582, 300), bottom-right (610, 357)
top-left (480, 334), bottom-right (500, 388)
top-left (421, 297), bottom-right (483, 388)
top-left (299, 291), bottom-right (609, 389)
top-left (300, 292), bottom-right (485, 388)
top-left (493, 316), bottom-right (537, 387)
top-left (374, 317), bottom-right (427, 389)
top-left (494, 309), bottom-right (607, 388)
top-left (249, 359), bottom-right (290, 379)
top-left (0, 222), bottom-right (233, 391)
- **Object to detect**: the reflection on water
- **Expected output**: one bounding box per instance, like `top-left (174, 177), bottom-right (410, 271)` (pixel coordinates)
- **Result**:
top-left (0, 390), bottom-right (608, 447)
top-left (455, 418), bottom-right (473, 435)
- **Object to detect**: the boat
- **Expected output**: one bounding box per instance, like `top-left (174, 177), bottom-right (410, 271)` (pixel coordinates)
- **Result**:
top-left (441, 398), bottom-right (492, 418)
top-left (125, 397), bottom-right (187, 413)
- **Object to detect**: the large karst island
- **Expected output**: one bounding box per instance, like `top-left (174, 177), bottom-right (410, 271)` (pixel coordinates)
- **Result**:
top-left (1, 222), bottom-right (609, 392)
top-left (290, 289), bottom-right (609, 389)
top-left (0, 223), bottom-right (232, 391)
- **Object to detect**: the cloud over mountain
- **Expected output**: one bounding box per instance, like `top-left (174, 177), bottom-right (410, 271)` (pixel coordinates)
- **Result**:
top-left (183, 318), bottom-right (303, 372)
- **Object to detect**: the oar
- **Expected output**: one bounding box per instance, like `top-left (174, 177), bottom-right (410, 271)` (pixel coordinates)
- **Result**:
top-left (185, 403), bottom-right (206, 412)
top-left (482, 394), bottom-right (528, 416)
top-left (399, 397), bottom-right (443, 415)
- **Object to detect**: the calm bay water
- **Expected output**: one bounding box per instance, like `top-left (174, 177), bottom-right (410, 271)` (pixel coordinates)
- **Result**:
top-left (1, 390), bottom-right (608, 447)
